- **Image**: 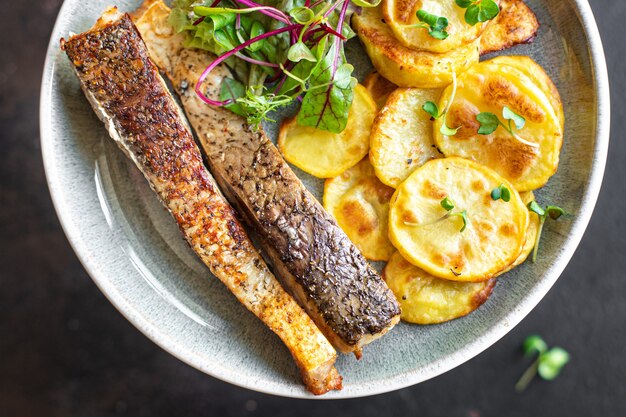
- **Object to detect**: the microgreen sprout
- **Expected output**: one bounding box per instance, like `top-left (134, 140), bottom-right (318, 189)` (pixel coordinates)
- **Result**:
top-left (234, 90), bottom-right (294, 125)
top-left (523, 334), bottom-right (548, 355)
top-left (350, 0), bottom-right (383, 7)
top-left (476, 106), bottom-right (540, 148)
top-left (423, 71), bottom-right (460, 136)
top-left (515, 334), bottom-right (570, 392)
top-left (422, 101), bottom-right (442, 119)
top-left (527, 201), bottom-right (568, 262)
top-left (405, 10), bottom-right (450, 40)
top-left (403, 196), bottom-right (468, 232)
top-left (440, 197), bottom-right (469, 232)
top-left (491, 184), bottom-right (511, 202)
top-left (450, 211), bottom-right (469, 232)
top-left (287, 41), bottom-right (317, 62)
top-left (440, 196), bottom-right (455, 211)
top-left (289, 6), bottom-right (316, 24)
top-left (455, 0), bottom-right (500, 26)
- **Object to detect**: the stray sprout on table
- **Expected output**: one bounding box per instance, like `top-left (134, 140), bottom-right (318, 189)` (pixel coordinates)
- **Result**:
top-left (516, 334), bottom-right (570, 392)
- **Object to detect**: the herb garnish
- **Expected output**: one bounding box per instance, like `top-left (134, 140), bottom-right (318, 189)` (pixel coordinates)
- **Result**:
top-left (491, 184), bottom-right (511, 202)
top-left (440, 197), bottom-right (469, 232)
top-left (221, 81), bottom-right (294, 124)
top-left (423, 71), bottom-right (460, 136)
top-left (440, 196), bottom-right (455, 211)
top-left (516, 334), bottom-right (570, 392)
top-left (455, 0), bottom-right (500, 26)
top-left (170, 0), bottom-right (376, 133)
top-left (404, 10), bottom-right (450, 40)
top-left (403, 196), bottom-right (468, 232)
top-left (527, 201), bottom-right (567, 262)
top-left (476, 106), bottom-right (540, 148)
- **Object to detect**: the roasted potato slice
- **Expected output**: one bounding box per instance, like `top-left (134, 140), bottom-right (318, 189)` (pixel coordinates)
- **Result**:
top-left (382, 0), bottom-right (494, 53)
top-left (278, 84), bottom-right (377, 178)
top-left (480, 0), bottom-right (539, 56)
top-left (370, 88), bottom-right (442, 188)
top-left (363, 71), bottom-right (398, 109)
top-left (384, 251), bottom-right (496, 324)
top-left (433, 58), bottom-right (563, 191)
top-left (324, 158), bottom-right (396, 261)
top-left (388, 157), bottom-right (529, 282)
top-left (485, 55), bottom-right (564, 131)
top-left (499, 191), bottom-right (540, 274)
top-left (352, 6), bottom-right (480, 88)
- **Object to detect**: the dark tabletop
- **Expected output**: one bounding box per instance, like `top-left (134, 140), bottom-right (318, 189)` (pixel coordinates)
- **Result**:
top-left (1, 0), bottom-right (625, 415)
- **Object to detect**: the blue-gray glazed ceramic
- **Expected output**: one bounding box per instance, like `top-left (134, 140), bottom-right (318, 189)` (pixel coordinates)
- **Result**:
top-left (40, 0), bottom-right (609, 398)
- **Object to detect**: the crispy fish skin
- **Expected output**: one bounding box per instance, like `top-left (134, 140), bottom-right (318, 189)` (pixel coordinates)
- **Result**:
top-left (62, 9), bottom-right (341, 395)
top-left (133, 1), bottom-right (401, 355)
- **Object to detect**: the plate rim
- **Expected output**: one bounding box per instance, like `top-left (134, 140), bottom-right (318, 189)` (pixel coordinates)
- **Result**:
top-left (40, 0), bottom-right (610, 399)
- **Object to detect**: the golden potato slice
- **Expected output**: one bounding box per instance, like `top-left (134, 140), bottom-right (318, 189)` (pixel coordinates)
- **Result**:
top-left (323, 158), bottom-right (396, 261)
top-left (479, 0), bottom-right (539, 56)
top-left (384, 252), bottom-right (496, 324)
top-left (370, 88), bottom-right (442, 188)
top-left (484, 55), bottom-right (564, 131)
top-left (388, 157), bottom-right (529, 281)
top-left (498, 191), bottom-right (540, 274)
top-left (382, 0), bottom-right (495, 53)
top-left (278, 84), bottom-right (377, 178)
top-left (433, 59), bottom-right (563, 191)
top-left (363, 71), bottom-right (398, 109)
top-left (353, 6), bottom-right (480, 88)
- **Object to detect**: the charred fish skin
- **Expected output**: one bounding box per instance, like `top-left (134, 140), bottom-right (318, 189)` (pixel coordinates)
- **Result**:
top-left (202, 113), bottom-right (401, 353)
top-left (62, 9), bottom-right (341, 395)
top-left (131, 2), bottom-right (401, 354)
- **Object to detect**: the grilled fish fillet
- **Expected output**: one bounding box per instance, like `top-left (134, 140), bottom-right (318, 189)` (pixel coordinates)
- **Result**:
top-left (61, 9), bottom-right (341, 395)
top-left (133, 0), bottom-right (401, 356)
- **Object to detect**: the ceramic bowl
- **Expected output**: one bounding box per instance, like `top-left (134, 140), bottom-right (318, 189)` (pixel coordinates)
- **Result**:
top-left (40, 0), bottom-right (609, 398)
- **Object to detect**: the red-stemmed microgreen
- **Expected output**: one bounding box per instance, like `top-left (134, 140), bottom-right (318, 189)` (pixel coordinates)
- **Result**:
top-left (208, 0), bottom-right (292, 23)
top-left (296, 0), bottom-right (357, 132)
top-left (350, 0), bottom-right (381, 7)
top-left (193, 23), bottom-right (299, 106)
top-left (193, 5), bottom-right (291, 24)
top-left (289, 6), bottom-right (316, 24)
top-left (171, 0), bottom-right (370, 132)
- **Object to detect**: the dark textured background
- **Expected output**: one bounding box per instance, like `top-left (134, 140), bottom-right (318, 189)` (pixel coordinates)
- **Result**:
top-left (1, 0), bottom-right (624, 415)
